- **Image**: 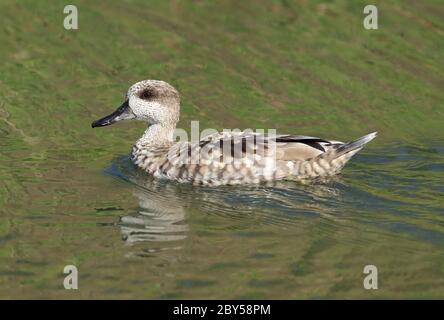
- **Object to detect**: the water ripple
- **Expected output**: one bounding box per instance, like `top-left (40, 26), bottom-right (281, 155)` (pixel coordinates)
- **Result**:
top-left (104, 142), bottom-right (444, 257)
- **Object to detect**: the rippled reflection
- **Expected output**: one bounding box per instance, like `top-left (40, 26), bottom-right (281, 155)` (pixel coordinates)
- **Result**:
top-left (106, 156), bottom-right (347, 257)
top-left (106, 159), bottom-right (190, 257)
top-left (105, 141), bottom-right (444, 263)
top-left (120, 186), bottom-right (188, 244)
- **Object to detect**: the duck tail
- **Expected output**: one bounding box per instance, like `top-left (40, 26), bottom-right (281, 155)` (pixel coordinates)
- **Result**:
top-left (296, 132), bottom-right (377, 179)
top-left (334, 131), bottom-right (378, 157)
top-left (319, 131), bottom-right (377, 174)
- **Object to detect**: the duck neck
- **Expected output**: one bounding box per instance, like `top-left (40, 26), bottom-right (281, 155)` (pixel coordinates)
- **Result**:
top-left (137, 123), bottom-right (176, 146)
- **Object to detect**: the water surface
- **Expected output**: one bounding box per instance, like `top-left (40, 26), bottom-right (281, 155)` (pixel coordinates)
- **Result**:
top-left (0, 0), bottom-right (443, 299)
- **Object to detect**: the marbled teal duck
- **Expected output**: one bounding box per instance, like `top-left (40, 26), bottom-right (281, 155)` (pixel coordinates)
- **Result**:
top-left (92, 80), bottom-right (377, 186)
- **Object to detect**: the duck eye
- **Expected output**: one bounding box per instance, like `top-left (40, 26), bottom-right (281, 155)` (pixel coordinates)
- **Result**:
top-left (139, 88), bottom-right (155, 100)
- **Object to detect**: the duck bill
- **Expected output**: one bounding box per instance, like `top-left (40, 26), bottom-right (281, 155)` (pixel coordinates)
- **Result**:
top-left (91, 100), bottom-right (135, 128)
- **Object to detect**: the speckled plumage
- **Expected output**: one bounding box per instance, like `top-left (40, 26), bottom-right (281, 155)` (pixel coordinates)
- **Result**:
top-left (92, 80), bottom-right (377, 186)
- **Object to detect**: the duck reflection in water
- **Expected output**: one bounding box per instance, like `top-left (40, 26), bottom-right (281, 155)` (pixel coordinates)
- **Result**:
top-left (108, 158), bottom-right (189, 256)
top-left (109, 156), bottom-right (344, 257)
top-left (119, 183), bottom-right (189, 245)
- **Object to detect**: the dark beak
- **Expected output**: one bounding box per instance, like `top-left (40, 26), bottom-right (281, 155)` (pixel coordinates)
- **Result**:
top-left (91, 100), bottom-right (135, 128)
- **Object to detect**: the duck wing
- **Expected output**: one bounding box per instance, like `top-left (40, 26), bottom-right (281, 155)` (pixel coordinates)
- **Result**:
top-left (194, 131), bottom-right (337, 162)
top-left (157, 131), bottom-right (373, 185)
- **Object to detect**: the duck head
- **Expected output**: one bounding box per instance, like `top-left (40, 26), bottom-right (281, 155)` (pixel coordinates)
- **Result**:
top-left (91, 80), bottom-right (180, 128)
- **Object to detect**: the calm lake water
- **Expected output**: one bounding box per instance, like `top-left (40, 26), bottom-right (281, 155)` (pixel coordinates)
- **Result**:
top-left (1, 0), bottom-right (443, 299)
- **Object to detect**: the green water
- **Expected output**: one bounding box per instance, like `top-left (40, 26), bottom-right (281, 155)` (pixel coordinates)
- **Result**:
top-left (0, 0), bottom-right (443, 299)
